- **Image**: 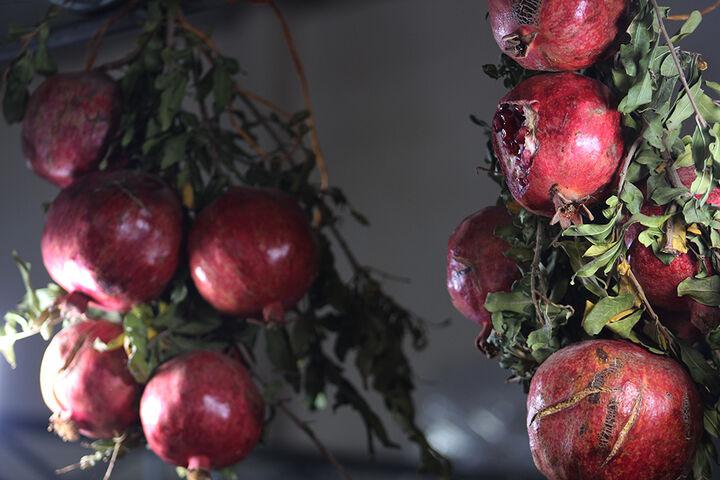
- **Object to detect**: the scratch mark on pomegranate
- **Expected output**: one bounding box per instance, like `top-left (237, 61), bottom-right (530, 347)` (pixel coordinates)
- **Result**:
top-left (512, 0), bottom-right (542, 25)
top-left (682, 392), bottom-right (692, 441)
top-left (602, 393), bottom-right (642, 467)
top-left (531, 386), bottom-right (614, 424)
top-left (598, 398), bottom-right (618, 449)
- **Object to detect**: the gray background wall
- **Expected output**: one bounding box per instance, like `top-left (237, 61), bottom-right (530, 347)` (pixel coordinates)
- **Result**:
top-left (0, 1), bottom-right (716, 479)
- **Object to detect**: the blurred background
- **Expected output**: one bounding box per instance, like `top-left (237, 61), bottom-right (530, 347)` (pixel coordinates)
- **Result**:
top-left (0, 1), bottom-right (717, 479)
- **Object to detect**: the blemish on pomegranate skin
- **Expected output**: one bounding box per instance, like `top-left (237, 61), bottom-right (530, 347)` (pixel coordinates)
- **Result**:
top-left (595, 348), bottom-right (609, 362)
top-left (598, 398), bottom-right (618, 449)
top-left (511, 0), bottom-right (542, 25)
top-left (682, 392), bottom-right (692, 440)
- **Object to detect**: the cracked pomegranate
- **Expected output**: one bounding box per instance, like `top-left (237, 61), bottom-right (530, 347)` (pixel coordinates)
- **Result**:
top-left (140, 350), bottom-right (264, 476)
top-left (22, 72), bottom-right (122, 187)
top-left (492, 73), bottom-right (623, 227)
top-left (189, 187), bottom-right (318, 321)
top-left (42, 170), bottom-right (183, 312)
top-left (40, 320), bottom-right (140, 441)
top-left (488, 0), bottom-right (629, 71)
top-left (447, 206), bottom-right (519, 347)
top-left (628, 240), bottom-right (697, 312)
top-left (528, 340), bottom-right (701, 480)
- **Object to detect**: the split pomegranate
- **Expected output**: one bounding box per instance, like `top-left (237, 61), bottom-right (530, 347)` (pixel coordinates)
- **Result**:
top-left (446, 206), bottom-right (519, 348)
top-left (140, 350), bottom-right (264, 476)
top-left (189, 187), bottom-right (318, 321)
top-left (492, 73), bottom-right (623, 227)
top-left (488, 0), bottom-right (629, 71)
top-left (40, 320), bottom-right (140, 441)
top-left (628, 241), bottom-right (697, 312)
top-left (528, 340), bottom-right (701, 480)
top-left (41, 170), bottom-right (183, 312)
top-left (22, 71), bottom-right (122, 187)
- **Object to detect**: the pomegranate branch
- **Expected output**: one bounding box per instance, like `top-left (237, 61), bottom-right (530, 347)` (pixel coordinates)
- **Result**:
top-left (531, 221), bottom-right (546, 325)
top-left (667, 0), bottom-right (720, 21)
top-left (650, 0), bottom-right (708, 129)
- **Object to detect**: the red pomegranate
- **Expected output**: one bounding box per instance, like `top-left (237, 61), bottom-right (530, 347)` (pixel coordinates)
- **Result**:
top-left (446, 206), bottom-right (519, 348)
top-left (40, 320), bottom-right (140, 441)
top-left (22, 72), bottom-right (122, 187)
top-left (492, 73), bottom-right (623, 227)
top-left (689, 302), bottom-right (720, 335)
top-left (528, 340), bottom-right (701, 480)
top-left (488, 0), bottom-right (629, 71)
top-left (41, 170), bottom-right (183, 312)
top-left (628, 241), bottom-right (697, 312)
top-left (677, 166), bottom-right (720, 206)
top-left (140, 350), bottom-right (265, 476)
top-left (189, 187), bottom-right (318, 321)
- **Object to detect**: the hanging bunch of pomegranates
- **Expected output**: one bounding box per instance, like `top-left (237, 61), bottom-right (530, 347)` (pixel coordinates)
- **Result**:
top-left (0, 1), bottom-right (451, 479)
top-left (449, 0), bottom-right (720, 478)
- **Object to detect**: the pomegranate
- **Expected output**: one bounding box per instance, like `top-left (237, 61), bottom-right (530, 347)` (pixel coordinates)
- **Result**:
top-left (689, 302), bottom-right (720, 335)
top-left (140, 350), bottom-right (264, 477)
top-left (628, 241), bottom-right (697, 312)
top-left (677, 166), bottom-right (720, 206)
top-left (22, 71), bottom-right (122, 187)
top-left (188, 187), bottom-right (318, 321)
top-left (41, 170), bottom-right (183, 312)
top-left (492, 73), bottom-right (623, 227)
top-left (488, 0), bottom-right (629, 72)
top-left (528, 340), bottom-right (701, 480)
top-left (446, 206), bottom-right (519, 348)
top-left (40, 320), bottom-right (140, 441)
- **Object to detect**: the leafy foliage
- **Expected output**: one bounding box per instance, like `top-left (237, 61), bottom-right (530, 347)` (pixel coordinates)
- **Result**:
top-left (481, 1), bottom-right (720, 477)
top-left (0, 1), bottom-right (450, 478)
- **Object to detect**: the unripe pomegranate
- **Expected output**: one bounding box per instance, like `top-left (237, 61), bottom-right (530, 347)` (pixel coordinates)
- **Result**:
top-left (528, 340), bottom-right (701, 480)
top-left (40, 320), bottom-right (140, 441)
top-left (140, 350), bottom-right (264, 477)
top-left (492, 73), bottom-right (623, 227)
top-left (628, 241), bottom-right (697, 312)
top-left (446, 206), bottom-right (519, 347)
top-left (488, 0), bottom-right (629, 72)
top-left (22, 72), bottom-right (122, 187)
top-left (189, 187), bottom-right (318, 321)
top-left (42, 170), bottom-right (183, 312)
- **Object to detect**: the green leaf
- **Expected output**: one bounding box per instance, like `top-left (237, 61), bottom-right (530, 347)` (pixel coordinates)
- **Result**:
top-left (265, 326), bottom-right (300, 391)
top-left (678, 340), bottom-right (720, 395)
top-left (670, 10), bottom-right (702, 42)
top-left (158, 74), bottom-right (188, 131)
top-left (574, 241), bottom-right (623, 278)
top-left (484, 291), bottom-right (532, 315)
top-left (3, 54), bottom-right (35, 123)
top-left (212, 66), bottom-right (234, 113)
top-left (582, 294), bottom-right (635, 336)
top-left (161, 134), bottom-right (188, 169)
top-left (123, 307), bottom-right (156, 383)
top-left (678, 276), bottom-right (720, 306)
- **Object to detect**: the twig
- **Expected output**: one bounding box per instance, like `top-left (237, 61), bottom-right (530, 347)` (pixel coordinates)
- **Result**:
top-left (650, 0), bottom-right (708, 129)
top-left (102, 435), bottom-right (125, 480)
top-left (622, 256), bottom-right (660, 322)
top-left (236, 86), bottom-right (293, 119)
top-left (228, 113), bottom-right (268, 158)
top-left (668, 0), bottom-right (720, 20)
top-left (266, 1), bottom-right (330, 191)
top-left (329, 223), bottom-right (362, 271)
top-left (84, 0), bottom-right (140, 71)
top-left (616, 134), bottom-right (645, 195)
top-left (96, 34), bottom-right (151, 71)
top-left (276, 402), bottom-right (352, 480)
top-left (530, 222), bottom-right (545, 325)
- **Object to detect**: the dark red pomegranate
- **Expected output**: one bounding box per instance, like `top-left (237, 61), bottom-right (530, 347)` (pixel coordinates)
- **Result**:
top-left (40, 319), bottom-right (140, 441)
top-left (22, 72), bottom-right (122, 187)
top-left (677, 166), bottom-right (720, 207)
top-left (528, 340), bottom-right (701, 480)
top-left (488, 0), bottom-right (629, 71)
top-left (140, 350), bottom-right (265, 477)
top-left (492, 73), bottom-right (623, 227)
top-left (447, 206), bottom-right (519, 348)
top-left (628, 241), bottom-right (697, 312)
top-left (189, 187), bottom-right (318, 321)
top-left (41, 170), bottom-right (183, 312)
top-left (689, 302), bottom-right (720, 335)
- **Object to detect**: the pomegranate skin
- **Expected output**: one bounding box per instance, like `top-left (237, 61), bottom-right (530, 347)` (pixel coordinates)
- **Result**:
top-left (677, 166), bottom-right (720, 207)
top-left (488, 0), bottom-right (629, 72)
top-left (22, 72), bottom-right (122, 187)
top-left (492, 73), bottom-right (623, 225)
top-left (41, 170), bottom-right (183, 312)
top-left (40, 320), bottom-right (140, 440)
top-left (689, 302), bottom-right (720, 334)
top-left (528, 340), bottom-right (701, 480)
top-left (446, 206), bottom-right (519, 343)
top-left (628, 241), bottom-right (697, 312)
top-left (140, 350), bottom-right (265, 471)
top-left (189, 187), bottom-right (318, 320)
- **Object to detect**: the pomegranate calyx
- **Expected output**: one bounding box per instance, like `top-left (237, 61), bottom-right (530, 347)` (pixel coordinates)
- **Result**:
top-left (550, 188), bottom-right (595, 229)
top-left (49, 413), bottom-right (80, 442)
top-left (187, 469), bottom-right (212, 480)
top-left (502, 30), bottom-right (538, 58)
